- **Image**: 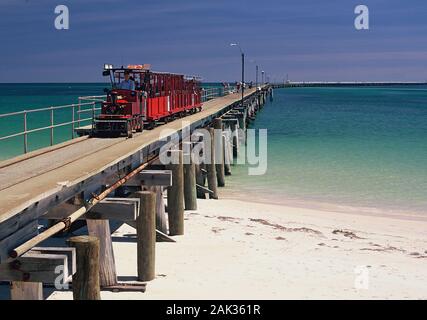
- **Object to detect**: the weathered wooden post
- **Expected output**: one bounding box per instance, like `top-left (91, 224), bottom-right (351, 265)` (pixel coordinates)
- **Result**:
top-left (154, 186), bottom-right (168, 233)
top-left (10, 282), bottom-right (43, 300)
top-left (237, 113), bottom-right (246, 132)
top-left (213, 118), bottom-right (225, 187)
top-left (183, 155), bottom-right (197, 210)
top-left (86, 219), bottom-right (117, 287)
top-left (195, 162), bottom-right (206, 199)
top-left (223, 133), bottom-right (231, 175)
top-left (167, 150), bottom-right (184, 235)
top-left (230, 121), bottom-right (239, 157)
top-left (135, 191), bottom-right (156, 281)
top-left (207, 128), bottom-right (218, 199)
top-left (68, 235), bottom-right (101, 300)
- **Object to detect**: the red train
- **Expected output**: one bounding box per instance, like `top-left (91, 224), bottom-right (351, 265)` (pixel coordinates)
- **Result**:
top-left (93, 64), bottom-right (202, 137)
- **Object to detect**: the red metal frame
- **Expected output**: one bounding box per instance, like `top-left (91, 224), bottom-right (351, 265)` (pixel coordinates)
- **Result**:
top-left (94, 67), bottom-right (202, 136)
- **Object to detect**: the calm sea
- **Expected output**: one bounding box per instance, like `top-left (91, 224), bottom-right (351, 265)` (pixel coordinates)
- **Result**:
top-left (227, 86), bottom-right (427, 218)
top-left (0, 83), bottom-right (107, 158)
top-left (1, 84), bottom-right (426, 217)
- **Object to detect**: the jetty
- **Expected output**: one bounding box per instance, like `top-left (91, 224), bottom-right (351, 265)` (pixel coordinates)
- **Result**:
top-left (274, 81), bottom-right (427, 88)
top-left (0, 85), bottom-right (272, 299)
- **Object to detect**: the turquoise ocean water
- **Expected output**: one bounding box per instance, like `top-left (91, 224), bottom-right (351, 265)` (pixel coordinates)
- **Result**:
top-left (1, 84), bottom-right (426, 217)
top-left (227, 86), bottom-right (427, 217)
top-left (0, 83), bottom-right (107, 158)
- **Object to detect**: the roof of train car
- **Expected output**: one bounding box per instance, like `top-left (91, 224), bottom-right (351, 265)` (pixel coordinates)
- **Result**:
top-left (107, 67), bottom-right (202, 81)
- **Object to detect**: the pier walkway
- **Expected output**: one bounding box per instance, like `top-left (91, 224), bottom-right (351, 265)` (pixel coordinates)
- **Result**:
top-left (0, 86), bottom-right (267, 257)
top-left (0, 85), bottom-right (271, 300)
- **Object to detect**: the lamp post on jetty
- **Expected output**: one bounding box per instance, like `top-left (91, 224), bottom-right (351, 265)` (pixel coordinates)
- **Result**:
top-left (250, 59), bottom-right (259, 88)
top-left (230, 43), bottom-right (245, 108)
top-left (261, 70), bottom-right (265, 85)
top-left (256, 64), bottom-right (259, 88)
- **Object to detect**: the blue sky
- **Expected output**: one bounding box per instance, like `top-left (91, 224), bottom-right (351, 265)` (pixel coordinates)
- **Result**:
top-left (0, 0), bottom-right (426, 82)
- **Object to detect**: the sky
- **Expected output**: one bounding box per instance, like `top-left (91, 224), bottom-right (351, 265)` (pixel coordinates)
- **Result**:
top-left (0, 0), bottom-right (426, 82)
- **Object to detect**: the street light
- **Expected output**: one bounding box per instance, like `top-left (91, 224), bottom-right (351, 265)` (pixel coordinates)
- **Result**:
top-left (250, 59), bottom-right (259, 89)
top-left (261, 70), bottom-right (265, 85)
top-left (230, 43), bottom-right (245, 107)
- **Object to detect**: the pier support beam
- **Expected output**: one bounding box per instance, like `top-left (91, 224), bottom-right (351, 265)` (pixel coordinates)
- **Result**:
top-left (153, 186), bottom-right (168, 234)
top-left (10, 282), bottom-right (43, 300)
top-left (195, 163), bottom-right (206, 199)
top-left (68, 235), bottom-right (101, 300)
top-left (86, 219), bottom-right (117, 287)
top-left (135, 191), bottom-right (156, 281)
top-left (213, 118), bottom-right (225, 187)
top-left (183, 156), bottom-right (197, 210)
top-left (223, 133), bottom-right (231, 175)
top-left (207, 128), bottom-right (218, 199)
top-left (230, 122), bottom-right (239, 158)
top-left (167, 150), bottom-right (184, 235)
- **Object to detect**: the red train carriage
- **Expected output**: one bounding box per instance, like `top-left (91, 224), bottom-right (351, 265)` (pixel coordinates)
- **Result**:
top-left (93, 64), bottom-right (202, 137)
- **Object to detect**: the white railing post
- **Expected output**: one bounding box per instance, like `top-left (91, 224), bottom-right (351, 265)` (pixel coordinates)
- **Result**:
top-left (72, 104), bottom-right (75, 139)
top-left (23, 111), bottom-right (28, 154)
top-left (78, 98), bottom-right (82, 128)
top-left (50, 107), bottom-right (54, 146)
top-left (92, 102), bottom-right (96, 130)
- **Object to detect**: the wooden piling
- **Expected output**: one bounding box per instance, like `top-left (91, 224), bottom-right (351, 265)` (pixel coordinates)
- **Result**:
top-left (183, 157), bottom-right (197, 210)
top-left (86, 219), bottom-right (117, 287)
top-left (223, 134), bottom-right (231, 175)
top-left (10, 281), bottom-right (43, 300)
top-left (135, 191), bottom-right (156, 281)
top-left (230, 122), bottom-right (239, 157)
top-left (154, 186), bottom-right (168, 233)
top-left (213, 118), bottom-right (225, 187)
top-left (207, 128), bottom-right (218, 199)
top-left (195, 163), bottom-right (206, 199)
top-left (167, 150), bottom-right (184, 235)
top-left (237, 113), bottom-right (245, 132)
top-left (68, 235), bottom-right (101, 300)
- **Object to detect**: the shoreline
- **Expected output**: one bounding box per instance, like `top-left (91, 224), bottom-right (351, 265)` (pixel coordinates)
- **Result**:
top-left (221, 187), bottom-right (427, 222)
top-left (41, 196), bottom-right (427, 300)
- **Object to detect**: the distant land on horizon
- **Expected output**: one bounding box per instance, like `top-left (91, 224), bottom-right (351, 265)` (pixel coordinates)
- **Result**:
top-left (0, 80), bottom-right (427, 85)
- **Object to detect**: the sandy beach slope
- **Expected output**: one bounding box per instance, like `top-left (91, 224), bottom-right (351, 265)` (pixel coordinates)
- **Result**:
top-left (44, 198), bottom-right (427, 300)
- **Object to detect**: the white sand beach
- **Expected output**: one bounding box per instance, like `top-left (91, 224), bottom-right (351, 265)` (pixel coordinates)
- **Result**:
top-left (47, 196), bottom-right (427, 300)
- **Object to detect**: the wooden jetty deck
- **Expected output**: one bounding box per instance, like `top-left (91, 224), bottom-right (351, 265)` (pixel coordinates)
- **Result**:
top-left (275, 81), bottom-right (427, 88)
top-left (0, 89), bottom-right (252, 222)
top-left (0, 86), bottom-right (272, 300)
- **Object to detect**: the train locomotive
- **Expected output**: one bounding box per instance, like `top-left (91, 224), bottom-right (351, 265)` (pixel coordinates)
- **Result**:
top-left (93, 64), bottom-right (202, 138)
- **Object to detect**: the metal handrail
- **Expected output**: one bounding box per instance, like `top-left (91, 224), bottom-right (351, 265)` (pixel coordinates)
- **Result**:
top-left (0, 86), bottom-right (236, 156)
top-left (0, 101), bottom-right (99, 118)
top-left (0, 96), bottom-right (105, 154)
top-left (201, 86), bottom-right (236, 102)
